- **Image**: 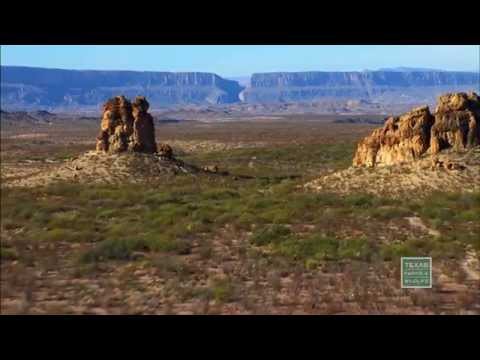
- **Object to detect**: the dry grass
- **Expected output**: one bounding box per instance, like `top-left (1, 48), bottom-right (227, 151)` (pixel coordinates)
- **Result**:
top-left (1, 117), bottom-right (478, 314)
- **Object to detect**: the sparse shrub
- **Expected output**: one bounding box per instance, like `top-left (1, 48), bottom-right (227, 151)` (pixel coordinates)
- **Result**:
top-left (380, 242), bottom-right (417, 261)
top-left (1, 247), bottom-right (18, 261)
top-left (429, 218), bottom-right (443, 229)
top-left (43, 183), bottom-right (81, 197)
top-left (190, 206), bottom-right (223, 225)
top-left (455, 209), bottom-right (479, 222)
top-left (232, 213), bottom-right (257, 230)
top-left (48, 210), bottom-right (81, 228)
top-left (343, 194), bottom-right (375, 208)
top-left (215, 212), bottom-right (237, 226)
top-left (96, 208), bottom-right (122, 220)
top-left (430, 238), bottom-right (464, 259)
top-left (420, 206), bottom-right (454, 221)
top-left (211, 277), bottom-right (235, 303)
top-left (277, 234), bottom-right (338, 261)
top-left (143, 233), bottom-right (191, 253)
top-left (248, 197), bottom-right (280, 211)
top-left (2, 220), bottom-right (22, 230)
top-left (260, 207), bottom-right (293, 224)
top-left (202, 189), bottom-right (240, 200)
top-left (153, 255), bottom-right (191, 277)
top-left (250, 224), bottom-right (292, 246)
top-left (172, 238), bottom-right (192, 255)
top-left (142, 192), bottom-right (184, 207)
top-left (185, 220), bottom-right (213, 233)
top-left (80, 238), bottom-right (147, 262)
top-left (439, 233), bottom-right (478, 253)
top-left (338, 237), bottom-right (373, 260)
top-left (313, 192), bottom-right (339, 206)
top-left (80, 231), bottom-right (191, 263)
top-left (305, 258), bottom-right (321, 270)
top-left (199, 241), bottom-right (214, 259)
top-left (369, 206), bottom-right (411, 220)
top-left (38, 228), bottom-right (71, 242)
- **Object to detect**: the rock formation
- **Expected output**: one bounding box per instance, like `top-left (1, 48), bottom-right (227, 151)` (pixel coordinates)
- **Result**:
top-left (353, 106), bottom-right (434, 167)
top-left (96, 95), bottom-right (157, 154)
top-left (131, 96), bottom-right (157, 153)
top-left (353, 92), bottom-right (480, 167)
top-left (96, 95), bottom-right (134, 153)
top-left (430, 92), bottom-right (480, 154)
top-left (157, 143), bottom-right (173, 159)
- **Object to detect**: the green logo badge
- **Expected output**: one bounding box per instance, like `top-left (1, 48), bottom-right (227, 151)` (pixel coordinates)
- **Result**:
top-left (401, 257), bottom-right (432, 288)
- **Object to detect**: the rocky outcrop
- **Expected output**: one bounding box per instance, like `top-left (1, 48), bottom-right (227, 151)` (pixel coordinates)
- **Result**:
top-left (353, 106), bottom-right (434, 167)
top-left (157, 143), bottom-right (173, 159)
top-left (1, 66), bottom-right (244, 110)
top-left (131, 96), bottom-right (157, 153)
top-left (430, 92), bottom-right (480, 154)
top-left (353, 92), bottom-right (480, 167)
top-left (96, 96), bottom-right (134, 153)
top-left (307, 147), bottom-right (480, 198)
top-left (96, 95), bottom-right (157, 154)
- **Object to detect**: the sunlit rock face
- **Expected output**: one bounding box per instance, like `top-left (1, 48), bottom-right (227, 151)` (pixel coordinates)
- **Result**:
top-left (353, 106), bottom-right (434, 167)
top-left (353, 92), bottom-right (480, 167)
top-left (430, 92), bottom-right (480, 154)
top-left (96, 95), bottom-right (157, 154)
top-left (131, 96), bottom-right (157, 154)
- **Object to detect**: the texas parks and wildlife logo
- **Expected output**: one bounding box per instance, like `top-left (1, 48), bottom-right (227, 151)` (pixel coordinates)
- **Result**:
top-left (401, 257), bottom-right (432, 289)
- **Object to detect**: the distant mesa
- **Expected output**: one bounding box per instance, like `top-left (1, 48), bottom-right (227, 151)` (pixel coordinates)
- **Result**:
top-left (243, 71), bottom-right (479, 104)
top-left (0, 109), bottom-right (56, 124)
top-left (2, 66), bottom-right (479, 112)
top-left (376, 67), bottom-right (448, 72)
top-left (0, 66), bottom-right (244, 110)
top-left (353, 92), bottom-right (480, 167)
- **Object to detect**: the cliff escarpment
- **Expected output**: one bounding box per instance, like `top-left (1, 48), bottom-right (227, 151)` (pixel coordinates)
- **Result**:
top-left (1, 66), bottom-right (244, 110)
top-left (244, 71), bottom-right (479, 104)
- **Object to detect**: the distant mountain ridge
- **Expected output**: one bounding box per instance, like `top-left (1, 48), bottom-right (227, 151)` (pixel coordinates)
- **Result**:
top-left (244, 70), bottom-right (479, 104)
top-left (1, 66), bottom-right (479, 111)
top-left (1, 66), bottom-right (244, 110)
top-left (376, 67), bottom-right (449, 72)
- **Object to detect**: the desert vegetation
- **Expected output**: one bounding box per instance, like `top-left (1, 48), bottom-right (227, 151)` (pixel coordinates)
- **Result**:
top-left (1, 117), bottom-right (479, 314)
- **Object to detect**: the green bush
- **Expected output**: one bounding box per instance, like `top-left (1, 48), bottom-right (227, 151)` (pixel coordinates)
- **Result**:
top-left (277, 235), bottom-right (338, 261)
top-left (343, 194), bottom-right (375, 208)
top-left (250, 224), bottom-right (292, 246)
top-left (455, 209), bottom-right (479, 222)
top-left (369, 206), bottom-right (411, 220)
top-left (211, 278), bottom-right (235, 303)
top-left (80, 232), bottom-right (192, 263)
top-left (338, 237), bottom-right (373, 260)
top-left (1, 247), bottom-right (18, 261)
top-left (380, 243), bottom-right (417, 261)
top-left (80, 238), bottom-right (148, 262)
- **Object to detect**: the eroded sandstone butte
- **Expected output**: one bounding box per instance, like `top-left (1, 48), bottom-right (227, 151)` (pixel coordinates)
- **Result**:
top-left (431, 92), bottom-right (480, 154)
top-left (353, 92), bottom-right (480, 167)
top-left (131, 96), bottom-right (157, 153)
top-left (96, 95), bottom-right (157, 154)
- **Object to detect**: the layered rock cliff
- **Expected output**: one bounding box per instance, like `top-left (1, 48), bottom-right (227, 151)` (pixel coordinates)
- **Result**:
top-left (1, 66), bottom-right (244, 110)
top-left (2, 66), bottom-right (478, 111)
top-left (244, 71), bottom-right (479, 104)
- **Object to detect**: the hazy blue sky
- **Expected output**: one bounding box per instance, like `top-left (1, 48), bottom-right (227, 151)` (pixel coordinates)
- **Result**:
top-left (1, 45), bottom-right (478, 77)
